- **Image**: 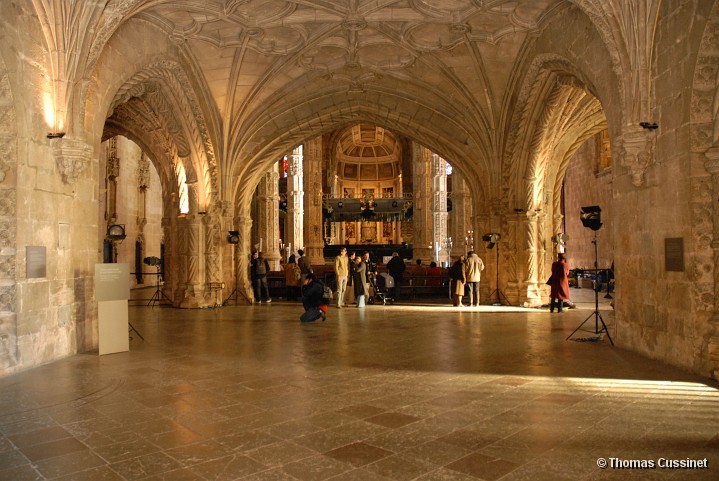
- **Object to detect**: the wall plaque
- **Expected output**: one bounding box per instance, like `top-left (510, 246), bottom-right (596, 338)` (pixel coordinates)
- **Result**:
top-left (665, 238), bottom-right (684, 272)
top-left (26, 246), bottom-right (47, 278)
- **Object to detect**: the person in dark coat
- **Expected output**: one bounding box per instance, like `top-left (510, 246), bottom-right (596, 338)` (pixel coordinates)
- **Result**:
top-left (300, 273), bottom-right (327, 322)
top-left (251, 251), bottom-right (271, 303)
top-left (386, 252), bottom-right (406, 300)
top-left (353, 255), bottom-right (368, 307)
top-left (549, 253), bottom-right (570, 313)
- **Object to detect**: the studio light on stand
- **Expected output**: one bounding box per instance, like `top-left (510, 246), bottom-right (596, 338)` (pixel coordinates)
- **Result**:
top-left (566, 206), bottom-right (614, 345)
top-left (144, 255), bottom-right (170, 310)
top-left (483, 233), bottom-right (508, 306)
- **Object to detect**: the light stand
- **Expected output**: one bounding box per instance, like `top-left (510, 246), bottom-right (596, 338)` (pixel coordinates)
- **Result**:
top-left (566, 206), bottom-right (613, 345)
top-left (489, 242), bottom-right (509, 306)
top-left (483, 233), bottom-right (508, 306)
top-left (147, 264), bottom-right (171, 308)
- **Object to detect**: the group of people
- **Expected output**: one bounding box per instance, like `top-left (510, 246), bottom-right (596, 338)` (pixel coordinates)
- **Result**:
top-left (334, 248), bottom-right (381, 308)
top-left (254, 248), bottom-right (588, 318)
top-left (447, 251), bottom-right (486, 307)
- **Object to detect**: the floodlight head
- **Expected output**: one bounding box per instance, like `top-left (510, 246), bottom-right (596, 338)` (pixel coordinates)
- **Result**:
top-left (227, 231), bottom-right (240, 244)
top-left (106, 224), bottom-right (126, 240)
top-left (580, 206), bottom-right (602, 231)
top-left (143, 256), bottom-right (161, 266)
top-left (482, 233), bottom-right (500, 249)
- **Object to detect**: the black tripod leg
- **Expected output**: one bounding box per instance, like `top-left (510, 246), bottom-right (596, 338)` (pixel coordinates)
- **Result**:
top-left (566, 312), bottom-right (594, 340)
top-left (128, 322), bottom-right (145, 341)
top-left (597, 312), bottom-right (614, 346)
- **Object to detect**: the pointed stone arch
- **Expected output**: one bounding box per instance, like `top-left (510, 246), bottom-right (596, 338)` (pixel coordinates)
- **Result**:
top-left (100, 61), bottom-right (224, 308)
top-left (504, 55), bottom-right (608, 306)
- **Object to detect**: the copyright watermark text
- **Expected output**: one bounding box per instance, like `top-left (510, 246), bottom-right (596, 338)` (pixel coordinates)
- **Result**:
top-left (596, 457), bottom-right (709, 470)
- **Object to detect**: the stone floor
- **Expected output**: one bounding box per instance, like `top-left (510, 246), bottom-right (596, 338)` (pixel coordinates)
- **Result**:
top-left (0, 289), bottom-right (717, 481)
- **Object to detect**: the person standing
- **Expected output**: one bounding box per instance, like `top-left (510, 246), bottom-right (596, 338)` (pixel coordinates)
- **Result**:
top-left (449, 255), bottom-right (467, 306)
top-left (297, 249), bottom-right (313, 284)
top-left (549, 253), bottom-right (570, 313)
top-left (334, 247), bottom-right (349, 308)
top-left (465, 251), bottom-right (485, 306)
top-left (284, 254), bottom-right (302, 301)
top-left (353, 255), bottom-right (368, 307)
top-left (346, 251), bottom-right (357, 305)
top-left (300, 273), bottom-right (327, 322)
top-left (386, 252), bottom-right (406, 301)
top-left (251, 251), bottom-right (271, 303)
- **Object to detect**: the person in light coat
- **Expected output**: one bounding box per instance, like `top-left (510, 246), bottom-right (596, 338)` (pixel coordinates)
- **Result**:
top-left (465, 251), bottom-right (485, 306)
top-left (334, 247), bottom-right (349, 308)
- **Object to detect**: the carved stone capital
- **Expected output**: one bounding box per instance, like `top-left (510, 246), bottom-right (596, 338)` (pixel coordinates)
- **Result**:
top-left (621, 128), bottom-right (656, 187)
top-left (704, 146), bottom-right (719, 175)
top-left (51, 137), bottom-right (93, 184)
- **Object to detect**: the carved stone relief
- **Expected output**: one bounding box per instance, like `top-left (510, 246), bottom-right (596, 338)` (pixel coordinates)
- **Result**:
top-left (52, 137), bottom-right (93, 184)
top-left (621, 128), bottom-right (656, 187)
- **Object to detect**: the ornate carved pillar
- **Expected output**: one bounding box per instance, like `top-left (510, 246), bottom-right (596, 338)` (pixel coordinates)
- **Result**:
top-left (703, 147), bottom-right (719, 378)
top-left (235, 212), bottom-right (254, 304)
top-left (176, 213), bottom-right (204, 307)
top-left (161, 214), bottom-right (175, 303)
top-left (286, 146), bottom-right (304, 257)
top-left (523, 209), bottom-right (545, 307)
top-left (257, 162), bottom-right (281, 270)
top-left (449, 171), bottom-right (471, 257)
top-left (412, 143), bottom-right (433, 262)
top-left (431, 153), bottom-right (449, 264)
top-left (105, 138), bottom-right (119, 224)
top-left (303, 137), bottom-right (324, 261)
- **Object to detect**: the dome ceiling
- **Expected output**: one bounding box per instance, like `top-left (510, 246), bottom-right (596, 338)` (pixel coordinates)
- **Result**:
top-left (335, 124), bottom-right (401, 181)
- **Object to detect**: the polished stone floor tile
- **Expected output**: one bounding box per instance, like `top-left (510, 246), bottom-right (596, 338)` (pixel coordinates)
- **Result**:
top-left (0, 292), bottom-right (717, 480)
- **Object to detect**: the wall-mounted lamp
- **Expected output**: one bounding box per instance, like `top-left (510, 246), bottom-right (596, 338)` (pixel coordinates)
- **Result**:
top-left (46, 132), bottom-right (65, 139)
top-left (106, 224), bottom-right (126, 241)
top-left (227, 231), bottom-right (240, 244)
top-left (639, 122), bottom-right (658, 130)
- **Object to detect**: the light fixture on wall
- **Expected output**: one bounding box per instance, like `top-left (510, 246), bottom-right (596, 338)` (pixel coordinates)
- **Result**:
top-left (639, 122), bottom-right (658, 130)
top-left (46, 132), bottom-right (65, 139)
top-left (227, 231), bottom-right (240, 244)
top-left (106, 224), bottom-right (126, 240)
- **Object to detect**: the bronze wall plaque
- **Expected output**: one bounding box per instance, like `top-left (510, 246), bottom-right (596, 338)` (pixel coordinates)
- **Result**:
top-left (665, 238), bottom-right (684, 272)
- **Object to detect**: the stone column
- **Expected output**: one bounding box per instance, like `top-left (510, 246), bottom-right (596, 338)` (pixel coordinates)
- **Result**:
top-left (412, 143), bottom-right (433, 262)
top-left (286, 146), bottom-right (304, 257)
top-left (257, 161), bottom-right (281, 270)
top-left (235, 212), bottom-right (254, 304)
top-left (703, 147), bottom-right (719, 378)
top-left (176, 213), bottom-right (205, 308)
top-left (524, 209), bottom-right (546, 307)
top-left (450, 171), bottom-right (471, 257)
top-left (431, 153), bottom-right (449, 265)
top-left (303, 137), bottom-right (324, 262)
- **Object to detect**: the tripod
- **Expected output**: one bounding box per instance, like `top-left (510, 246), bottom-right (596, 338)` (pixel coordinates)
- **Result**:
top-left (147, 266), bottom-right (171, 308)
top-left (489, 242), bottom-right (509, 306)
top-left (566, 233), bottom-right (614, 345)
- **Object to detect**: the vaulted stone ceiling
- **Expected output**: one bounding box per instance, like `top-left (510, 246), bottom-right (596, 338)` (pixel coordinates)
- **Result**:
top-left (136, 0), bottom-right (560, 139)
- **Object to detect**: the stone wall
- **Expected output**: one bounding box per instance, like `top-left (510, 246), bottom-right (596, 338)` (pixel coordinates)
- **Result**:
top-left (98, 136), bottom-right (163, 288)
top-left (563, 135), bottom-right (614, 270)
top-left (612, 0), bottom-right (714, 375)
